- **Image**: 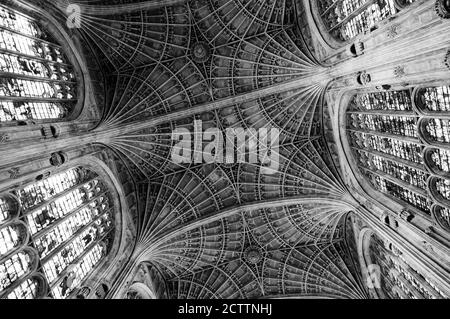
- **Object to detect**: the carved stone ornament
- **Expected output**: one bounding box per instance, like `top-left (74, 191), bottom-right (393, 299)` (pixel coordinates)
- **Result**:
top-left (435, 0), bottom-right (450, 19)
top-left (244, 245), bottom-right (263, 265)
top-left (8, 168), bottom-right (20, 179)
top-left (386, 24), bottom-right (400, 39)
top-left (357, 71), bottom-right (372, 86)
top-left (0, 134), bottom-right (10, 144)
top-left (394, 66), bottom-right (406, 78)
top-left (445, 50), bottom-right (450, 71)
top-left (399, 210), bottom-right (414, 222)
top-left (191, 41), bottom-right (211, 64)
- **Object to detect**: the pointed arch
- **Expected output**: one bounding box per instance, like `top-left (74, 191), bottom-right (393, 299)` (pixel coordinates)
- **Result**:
top-left (0, 155), bottom-right (128, 299)
top-left (0, 1), bottom-right (89, 126)
top-left (341, 83), bottom-right (450, 232)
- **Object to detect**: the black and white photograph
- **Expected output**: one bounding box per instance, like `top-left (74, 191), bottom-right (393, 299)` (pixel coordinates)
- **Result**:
top-left (0, 0), bottom-right (449, 309)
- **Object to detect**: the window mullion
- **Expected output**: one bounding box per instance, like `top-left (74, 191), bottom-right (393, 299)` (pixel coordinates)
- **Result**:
top-left (359, 166), bottom-right (428, 196)
top-left (347, 128), bottom-right (419, 143)
top-left (0, 96), bottom-right (76, 103)
top-left (350, 146), bottom-right (427, 173)
top-left (0, 26), bottom-right (63, 49)
top-left (347, 110), bottom-right (415, 116)
top-left (0, 48), bottom-right (72, 68)
top-left (0, 72), bottom-right (77, 85)
top-left (48, 231), bottom-right (111, 290)
top-left (39, 209), bottom-right (111, 264)
top-left (394, 257), bottom-right (443, 299)
top-left (328, 0), bottom-right (378, 32)
top-left (20, 176), bottom-right (99, 217)
top-left (0, 251), bottom-right (35, 299)
top-left (32, 192), bottom-right (109, 241)
top-left (320, 0), bottom-right (342, 19)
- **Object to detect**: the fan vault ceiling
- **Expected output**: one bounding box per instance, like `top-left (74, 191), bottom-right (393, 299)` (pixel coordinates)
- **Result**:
top-left (55, 0), bottom-right (367, 298)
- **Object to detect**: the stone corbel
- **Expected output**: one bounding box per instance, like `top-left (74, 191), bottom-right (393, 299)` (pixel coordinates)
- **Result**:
top-left (386, 24), bottom-right (401, 39)
top-left (381, 212), bottom-right (399, 229)
top-left (445, 50), bottom-right (450, 71)
top-left (393, 65), bottom-right (407, 78)
top-left (357, 71), bottom-right (372, 86)
top-left (435, 0), bottom-right (450, 19)
top-left (0, 134), bottom-right (10, 144)
top-left (399, 210), bottom-right (414, 222)
top-left (350, 40), bottom-right (365, 57)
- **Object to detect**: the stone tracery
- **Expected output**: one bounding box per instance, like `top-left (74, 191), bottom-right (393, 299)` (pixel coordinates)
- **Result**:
top-left (0, 0), bottom-right (448, 299)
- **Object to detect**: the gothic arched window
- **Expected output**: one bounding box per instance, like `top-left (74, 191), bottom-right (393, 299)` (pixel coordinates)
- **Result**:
top-left (346, 84), bottom-right (450, 233)
top-left (0, 4), bottom-right (77, 124)
top-left (0, 166), bottom-right (116, 299)
top-left (125, 282), bottom-right (156, 299)
top-left (317, 0), bottom-right (416, 41)
top-left (361, 231), bottom-right (446, 299)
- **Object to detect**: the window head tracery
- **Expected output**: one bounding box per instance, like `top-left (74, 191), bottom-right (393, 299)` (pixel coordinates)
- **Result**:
top-left (0, 165), bottom-right (118, 299)
top-left (346, 84), bottom-right (450, 232)
top-left (362, 231), bottom-right (447, 298)
top-left (432, 205), bottom-right (450, 232)
top-left (0, 4), bottom-right (78, 124)
top-left (317, 0), bottom-right (416, 42)
top-left (414, 85), bottom-right (450, 114)
top-left (0, 194), bottom-right (20, 225)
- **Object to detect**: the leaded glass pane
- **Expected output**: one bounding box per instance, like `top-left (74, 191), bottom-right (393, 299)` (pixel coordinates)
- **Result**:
top-left (417, 86), bottom-right (450, 113)
top-left (0, 4), bottom-right (77, 123)
top-left (318, 0), bottom-right (413, 41)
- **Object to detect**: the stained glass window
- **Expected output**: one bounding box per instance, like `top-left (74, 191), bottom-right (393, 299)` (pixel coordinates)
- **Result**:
top-left (433, 205), bottom-right (450, 232)
top-left (368, 233), bottom-right (446, 299)
top-left (0, 195), bottom-right (19, 225)
top-left (416, 86), bottom-right (450, 113)
top-left (6, 276), bottom-right (42, 299)
top-left (424, 119), bottom-right (450, 144)
top-left (434, 178), bottom-right (450, 202)
top-left (0, 4), bottom-right (77, 123)
top-left (0, 167), bottom-right (115, 299)
top-left (347, 88), bottom-right (450, 219)
top-left (0, 251), bottom-right (34, 294)
top-left (348, 86), bottom-right (450, 226)
top-left (318, 0), bottom-right (415, 41)
top-left (366, 172), bottom-right (430, 213)
top-left (428, 148), bottom-right (450, 174)
top-left (0, 224), bottom-right (24, 255)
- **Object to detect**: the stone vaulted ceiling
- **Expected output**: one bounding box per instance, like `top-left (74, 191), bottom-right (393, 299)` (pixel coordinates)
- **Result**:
top-left (58, 0), bottom-right (368, 298)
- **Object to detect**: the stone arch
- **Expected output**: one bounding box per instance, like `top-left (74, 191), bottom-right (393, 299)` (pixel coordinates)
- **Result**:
top-left (0, 154), bottom-right (130, 299)
top-left (125, 282), bottom-right (157, 299)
